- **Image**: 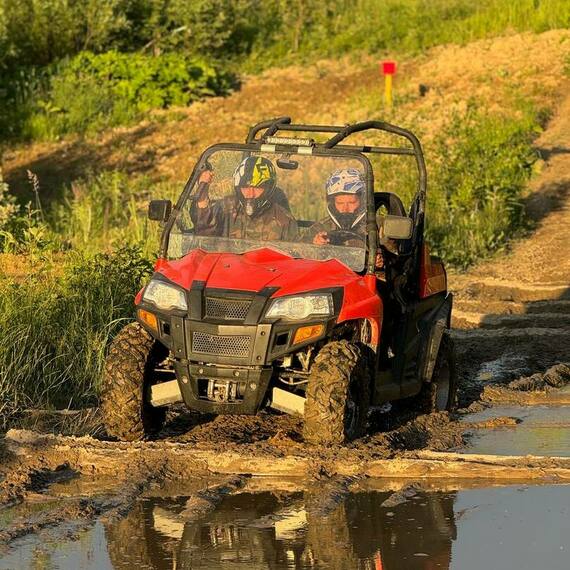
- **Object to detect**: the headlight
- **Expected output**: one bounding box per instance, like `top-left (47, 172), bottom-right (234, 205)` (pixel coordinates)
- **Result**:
top-left (142, 280), bottom-right (188, 312)
top-left (266, 294), bottom-right (333, 320)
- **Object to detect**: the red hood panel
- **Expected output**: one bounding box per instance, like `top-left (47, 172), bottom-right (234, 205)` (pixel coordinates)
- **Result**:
top-left (155, 248), bottom-right (360, 296)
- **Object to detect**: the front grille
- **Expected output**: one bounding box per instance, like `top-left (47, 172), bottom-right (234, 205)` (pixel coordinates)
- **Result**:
top-left (204, 297), bottom-right (252, 320)
top-left (192, 331), bottom-right (251, 358)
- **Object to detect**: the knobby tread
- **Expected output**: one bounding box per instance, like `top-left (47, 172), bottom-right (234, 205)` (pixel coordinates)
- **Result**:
top-left (101, 322), bottom-right (166, 441)
top-left (303, 340), bottom-right (370, 445)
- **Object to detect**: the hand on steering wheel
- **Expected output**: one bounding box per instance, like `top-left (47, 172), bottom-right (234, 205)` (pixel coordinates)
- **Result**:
top-left (327, 229), bottom-right (364, 246)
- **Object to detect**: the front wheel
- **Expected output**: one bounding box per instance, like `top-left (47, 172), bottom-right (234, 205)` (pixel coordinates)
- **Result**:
top-left (101, 322), bottom-right (167, 441)
top-left (303, 340), bottom-right (370, 445)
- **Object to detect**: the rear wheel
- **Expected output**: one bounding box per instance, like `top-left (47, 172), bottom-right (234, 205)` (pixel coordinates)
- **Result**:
top-left (102, 322), bottom-right (167, 441)
top-left (416, 333), bottom-right (457, 413)
top-left (303, 340), bottom-right (370, 445)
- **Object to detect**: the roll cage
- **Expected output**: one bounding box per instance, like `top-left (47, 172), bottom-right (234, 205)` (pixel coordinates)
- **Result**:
top-left (161, 117), bottom-right (427, 278)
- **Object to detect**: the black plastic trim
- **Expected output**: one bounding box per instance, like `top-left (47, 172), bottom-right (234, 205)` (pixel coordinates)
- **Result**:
top-left (175, 362), bottom-right (273, 414)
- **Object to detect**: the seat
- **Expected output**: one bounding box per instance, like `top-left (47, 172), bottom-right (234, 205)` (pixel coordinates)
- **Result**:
top-left (374, 192), bottom-right (406, 217)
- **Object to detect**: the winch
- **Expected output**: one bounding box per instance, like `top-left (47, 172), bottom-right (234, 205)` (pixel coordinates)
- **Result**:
top-left (206, 378), bottom-right (245, 402)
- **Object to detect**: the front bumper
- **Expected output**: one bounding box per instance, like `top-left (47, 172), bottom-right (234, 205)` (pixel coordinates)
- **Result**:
top-left (173, 361), bottom-right (273, 414)
top-left (137, 287), bottom-right (338, 414)
top-left (141, 313), bottom-right (330, 415)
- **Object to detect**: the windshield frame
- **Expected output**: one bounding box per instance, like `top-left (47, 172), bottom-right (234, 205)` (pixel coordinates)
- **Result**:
top-left (160, 142), bottom-right (377, 274)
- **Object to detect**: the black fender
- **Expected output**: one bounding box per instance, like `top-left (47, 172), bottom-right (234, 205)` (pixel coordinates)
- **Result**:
top-left (417, 293), bottom-right (453, 383)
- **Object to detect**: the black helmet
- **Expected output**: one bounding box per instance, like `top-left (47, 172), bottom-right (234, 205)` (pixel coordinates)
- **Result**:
top-left (233, 156), bottom-right (277, 217)
top-left (326, 168), bottom-right (366, 230)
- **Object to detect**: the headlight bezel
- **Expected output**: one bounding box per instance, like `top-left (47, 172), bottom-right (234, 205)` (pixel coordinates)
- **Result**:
top-left (265, 293), bottom-right (334, 321)
top-left (142, 279), bottom-right (188, 312)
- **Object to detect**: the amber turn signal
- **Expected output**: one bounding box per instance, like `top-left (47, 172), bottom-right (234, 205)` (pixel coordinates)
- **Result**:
top-left (138, 309), bottom-right (158, 333)
top-left (292, 324), bottom-right (324, 345)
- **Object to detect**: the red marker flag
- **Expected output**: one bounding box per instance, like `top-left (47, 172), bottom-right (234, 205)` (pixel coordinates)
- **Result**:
top-left (381, 60), bottom-right (397, 76)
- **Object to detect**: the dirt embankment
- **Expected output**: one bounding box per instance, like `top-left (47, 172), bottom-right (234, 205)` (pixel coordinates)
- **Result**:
top-left (2, 30), bottom-right (569, 203)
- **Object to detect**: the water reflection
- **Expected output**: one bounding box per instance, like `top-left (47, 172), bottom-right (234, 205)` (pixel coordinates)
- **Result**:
top-left (103, 489), bottom-right (457, 569)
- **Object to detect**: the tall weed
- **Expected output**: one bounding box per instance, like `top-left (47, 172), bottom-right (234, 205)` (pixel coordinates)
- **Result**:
top-left (0, 246), bottom-right (152, 427)
top-left (53, 170), bottom-right (178, 255)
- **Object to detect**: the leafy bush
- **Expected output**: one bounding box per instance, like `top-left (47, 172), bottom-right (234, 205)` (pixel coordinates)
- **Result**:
top-left (0, 246), bottom-right (152, 427)
top-left (19, 51), bottom-right (235, 139)
top-left (427, 104), bottom-right (542, 267)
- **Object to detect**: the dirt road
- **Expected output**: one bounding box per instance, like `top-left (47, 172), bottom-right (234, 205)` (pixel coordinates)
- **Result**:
top-left (450, 92), bottom-right (570, 406)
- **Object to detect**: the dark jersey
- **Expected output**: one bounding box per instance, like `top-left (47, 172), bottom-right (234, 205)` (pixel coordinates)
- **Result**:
top-left (190, 194), bottom-right (298, 242)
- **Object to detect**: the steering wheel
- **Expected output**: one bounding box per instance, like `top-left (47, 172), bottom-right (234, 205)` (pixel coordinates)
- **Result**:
top-left (327, 229), bottom-right (364, 246)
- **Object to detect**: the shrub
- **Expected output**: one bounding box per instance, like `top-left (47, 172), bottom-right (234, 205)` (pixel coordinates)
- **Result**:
top-left (427, 104), bottom-right (541, 267)
top-left (20, 51), bottom-right (236, 139)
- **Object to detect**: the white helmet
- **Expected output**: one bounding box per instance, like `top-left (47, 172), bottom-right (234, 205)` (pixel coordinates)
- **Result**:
top-left (325, 168), bottom-right (366, 230)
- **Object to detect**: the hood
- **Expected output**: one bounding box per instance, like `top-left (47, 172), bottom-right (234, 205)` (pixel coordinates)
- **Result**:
top-left (153, 248), bottom-right (360, 297)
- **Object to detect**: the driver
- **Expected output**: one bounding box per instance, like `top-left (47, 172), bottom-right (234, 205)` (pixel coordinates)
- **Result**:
top-left (304, 168), bottom-right (366, 246)
top-left (190, 156), bottom-right (298, 241)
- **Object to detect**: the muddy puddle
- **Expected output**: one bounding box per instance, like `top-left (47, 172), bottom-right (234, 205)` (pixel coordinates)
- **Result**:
top-left (461, 404), bottom-right (570, 457)
top-left (1, 481), bottom-right (569, 570)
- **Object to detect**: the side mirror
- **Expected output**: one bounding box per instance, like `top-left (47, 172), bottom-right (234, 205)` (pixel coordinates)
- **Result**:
top-left (381, 215), bottom-right (413, 240)
top-left (148, 200), bottom-right (172, 222)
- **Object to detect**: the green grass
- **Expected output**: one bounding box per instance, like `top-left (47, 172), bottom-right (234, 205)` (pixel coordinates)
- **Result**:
top-left (0, 247), bottom-right (152, 428)
top-left (244, 0), bottom-right (570, 70)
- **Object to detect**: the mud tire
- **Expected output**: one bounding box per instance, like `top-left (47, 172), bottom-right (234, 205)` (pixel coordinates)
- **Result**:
top-left (102, 322), bottom-right (167, 441)
top-left (416, 333), bottom-right (457, 414)
top-left (303, 340), bottom-right (370, 445)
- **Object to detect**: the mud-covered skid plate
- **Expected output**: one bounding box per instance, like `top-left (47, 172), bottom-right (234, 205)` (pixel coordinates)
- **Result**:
top-left (171, 360), bottom-right (273, 414)
top-left (150, 371), bottom-right (305, 416)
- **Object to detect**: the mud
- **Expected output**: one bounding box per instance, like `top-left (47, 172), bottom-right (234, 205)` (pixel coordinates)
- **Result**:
top-left (1, 328), bottom-right (569, 554)
top-left (507, 362), bottom-right (570, 391)
top-left (2, 296), bottom-right (569, 555)
top-left (481, 385), bottom-right (570, 406)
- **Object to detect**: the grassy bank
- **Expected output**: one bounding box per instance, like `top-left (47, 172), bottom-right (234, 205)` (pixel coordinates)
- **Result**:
top-left (0, 247), bottom-right (152, 427)
top-left (1, 0), bottom-right (568, 142)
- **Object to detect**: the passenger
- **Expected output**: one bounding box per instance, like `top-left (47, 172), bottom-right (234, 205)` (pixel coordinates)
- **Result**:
top-left (190, 156), bottom-right (298, 241)
top-left (304, 168), bottom-right (366, 246)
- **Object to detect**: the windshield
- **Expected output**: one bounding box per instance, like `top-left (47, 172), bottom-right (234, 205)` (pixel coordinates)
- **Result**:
top-left (167, 148), bottom-right (370, 271)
